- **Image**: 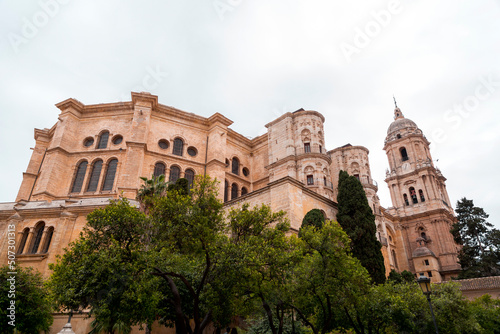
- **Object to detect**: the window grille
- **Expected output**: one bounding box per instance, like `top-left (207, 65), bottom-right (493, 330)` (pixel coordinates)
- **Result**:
top-left (86, 160), bottom-right (103, 192)
top-left (71, 161), bottom-right (88, 193)
top-left (154, 163), bottom-right (166, 177)
top-left (169, 166), bottom-right (180, 183)
top-left (173, 138), bottom-right (184, 156)
top-left (97, 131), bottom-right (109, 149)
top-left (102, 159), bottom-right (118, 191)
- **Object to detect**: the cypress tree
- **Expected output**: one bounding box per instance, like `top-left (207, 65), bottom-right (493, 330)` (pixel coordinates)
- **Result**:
top-left (336, 170), bottom-right (386, 284)
top-left (299, 208), bottom-right (326, 237)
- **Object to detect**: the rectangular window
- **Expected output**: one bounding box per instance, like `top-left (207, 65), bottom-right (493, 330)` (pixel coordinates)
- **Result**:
top-left (307, 175), bottom-right (314, 185)
top-left (427, 271), bottom-right (433, 278)
top-left (304, 143), bottom-right (311, 153)
top-left (424, 259), bottom-right (429, 266)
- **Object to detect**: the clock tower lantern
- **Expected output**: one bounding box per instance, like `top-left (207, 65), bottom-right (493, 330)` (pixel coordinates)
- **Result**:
top-left (383, 102), bottom-right (460, 281)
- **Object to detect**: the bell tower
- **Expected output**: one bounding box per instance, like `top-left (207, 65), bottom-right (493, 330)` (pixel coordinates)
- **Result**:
top-left (383, 101), bottom-right (460, 281)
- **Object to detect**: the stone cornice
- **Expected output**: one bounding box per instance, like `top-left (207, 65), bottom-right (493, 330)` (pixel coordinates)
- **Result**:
top-left (131, 91), bottom-right (158, 108)
top-left (265, 152), bottom-right (332, 170)
top-left (265, 109), bottom-right (325, 128)
top-left (384, 165), bottom-right (441, 183)
top-left (55, 98), bottom-right (85, 113)
top-left (207, 112), bottom-right (233, 127)
top-left (34, 128), bottom-right (53, 142)
top-left (227, 129), bottom-right (253, 150)
top-left (329, 144), bottom-right (369, 155)
top-left (395, 208), bottom-right (455, 223)
top-left (383, 133), bottom-right (431, 150)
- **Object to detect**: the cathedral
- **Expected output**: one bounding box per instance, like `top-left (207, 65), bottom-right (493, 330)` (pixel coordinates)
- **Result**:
top-left (0, 91), bottom-right (461, 288)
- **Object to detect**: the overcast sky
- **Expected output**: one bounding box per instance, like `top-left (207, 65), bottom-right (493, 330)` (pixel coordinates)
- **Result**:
top-left (1, 1), bottom-right (499, 228)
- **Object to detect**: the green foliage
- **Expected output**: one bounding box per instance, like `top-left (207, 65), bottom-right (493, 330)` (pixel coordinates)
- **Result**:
top-left (300, 208), bottom-right (326, 233)
top-left (292, 221), bottom-right (371, 334)
top-left (167, 177), bottom-right (190, 195)
top-left (50, 176), bottom-right (500, 334)
top-left (336, 170), bottom-right (386, 284)
top-left (451, 197), bottom-right (500, 278)
top-left (344, 281), bottom-right (485, 334)
top-left (0, 265), bottom-right (53, 334)
top-left (387, 269), bottom-right (414, 284)
top-left (227, 203), bottom-right (297, 334)
top-left (245, 313), bottom-right (308, 334)
top-left (149, 176), bottom-right (232, 333)
top-left (48, 199), bottom-right (159, 333)
top-left (469, 294), bottom-right (500, 333)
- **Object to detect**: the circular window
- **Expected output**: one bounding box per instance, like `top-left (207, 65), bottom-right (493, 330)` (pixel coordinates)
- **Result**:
top-left (112, 135), bottom-right (123, 145)
top-left (84, 137), bottom-right (94, 147)
top-left (187, 147), bottom-right (197, 157)
top-left (242, 167), bottom-right (249, 177)
top-left (158, 139), bottom-right (169, 149)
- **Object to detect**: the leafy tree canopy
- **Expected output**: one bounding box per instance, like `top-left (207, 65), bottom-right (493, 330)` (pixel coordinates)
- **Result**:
top-left (451, 197), bottom-right (500, 278)
top-left (0, 265), bottom-right (53, 334)
top-left (299, 209), bottom-right (325, 237)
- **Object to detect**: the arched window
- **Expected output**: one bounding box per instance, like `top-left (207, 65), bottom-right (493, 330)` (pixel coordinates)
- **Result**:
top-left (173, 138), bottom-right (184, 156)
top-left (241, 187), bottom-right (248, 196)
top-left (400, 147), bottom-right (409, 161)
top-left (71, 161), bottom-right (88, 193)
top-left (231, 157), bottom-right (239, 175)
top-left (17, 228), bottom-right (29, 254)
top-left (185, 169), bottom-right (195, 188)
top-left (30, 222), bottom-right (45, 254)
top-left (419, 189), bottom-right (425, 202)
top-left (169, 166), bottom-right (180, 183)
top-left (102, 159), bottom-right (118, 191)
top-left (224, 180), bottom-right (229, 202)
top-left (403, 194), bottom-right (409, 206)
top-left (41, 227), bottom-right (54, 253)
top-left (409, 187), bottom-right (418, 204)
top-left (86, 160), bottom-right (103, 192)
top-left (231, 183), bottom-right (238, 200)
top-left (154, 162), bottom-right (166, 177)
top-left (392, 249), bottom-right (399, 270)
top-left (97, 131), bottom-right (109, 149)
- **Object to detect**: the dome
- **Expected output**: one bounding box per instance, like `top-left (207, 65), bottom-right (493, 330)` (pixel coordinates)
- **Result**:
top-left (387, 117), bottom-right (418, 135)
top-left (412, 246), bottom-right (436, 258)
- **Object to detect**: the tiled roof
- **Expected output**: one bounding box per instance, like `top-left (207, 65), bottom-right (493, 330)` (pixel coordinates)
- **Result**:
top-left (454, 276), bottom-right (500, 291)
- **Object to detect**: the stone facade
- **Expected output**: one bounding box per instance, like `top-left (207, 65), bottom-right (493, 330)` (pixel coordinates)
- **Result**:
top-left (0, 92), bottom-right (461, 285)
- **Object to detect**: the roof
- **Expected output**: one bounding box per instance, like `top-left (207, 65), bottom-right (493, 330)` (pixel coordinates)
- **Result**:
top-left (387, 117), bottom-right (418, 135)
top-left (454, 276), bottom-right (500, 291)
top-left (412, 246), bottom-right (436, 258)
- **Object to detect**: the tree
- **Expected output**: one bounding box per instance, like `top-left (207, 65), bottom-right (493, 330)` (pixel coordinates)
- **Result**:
top-left (227, 204), bottom-right (299, 334)
top-left (469, 294), bottom-right (500, 334)
top-left (49, 199), bottom-right (159, 334)
top-left (387, 269), bottom-right (414, 284)
top-left (451, 197), bottom-right (500, 278)
top-left (336, 170), bottom-right (386, 284)
top-left (0, 265), bottom-right (53, 334)
top-left (299, 209), bottom-right (325, 237)
top-left (344, 279), bottom-right (489, 334)
top-left (147, 176), bottom-right (230, 333)
top-left (291, 221), bottom-right (371, 334)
